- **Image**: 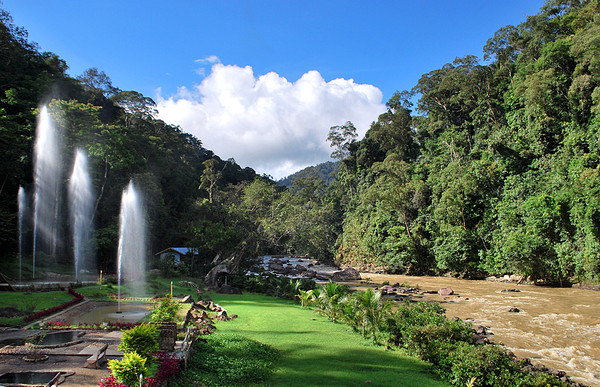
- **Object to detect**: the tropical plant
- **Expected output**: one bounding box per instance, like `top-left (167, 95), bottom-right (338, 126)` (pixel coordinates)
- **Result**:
top-left (314, 281), bottom-right (349, 323)
top-left (119, 323), bottom-right (159, 361)
top-left (351, 288), bottom-right (393, 343)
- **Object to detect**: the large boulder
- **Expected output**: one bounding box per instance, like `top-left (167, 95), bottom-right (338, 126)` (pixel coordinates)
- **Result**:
top-left (331, 267), bottom-right (361, 282)
top-left (269, 262), bottom-right (285, 273)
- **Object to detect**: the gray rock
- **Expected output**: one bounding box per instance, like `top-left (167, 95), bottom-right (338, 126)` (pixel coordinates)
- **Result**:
top-left (331, 267), bottom-right (361, 281)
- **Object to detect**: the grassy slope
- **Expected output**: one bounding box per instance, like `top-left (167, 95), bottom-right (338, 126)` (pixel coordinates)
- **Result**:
top-left (209, 293), bottom-right (447, 387)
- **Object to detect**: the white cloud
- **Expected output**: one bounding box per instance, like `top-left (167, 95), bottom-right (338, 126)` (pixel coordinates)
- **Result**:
top-left (195, 55), bottom-right (221, 64)
top-left (156, 63), bottom-right (386, 179)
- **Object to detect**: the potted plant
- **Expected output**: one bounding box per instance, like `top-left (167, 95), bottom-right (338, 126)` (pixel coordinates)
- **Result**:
top-left (22, 329), bottom-right (48, 362)
top-left (151, 295), bottom-right (180, 350)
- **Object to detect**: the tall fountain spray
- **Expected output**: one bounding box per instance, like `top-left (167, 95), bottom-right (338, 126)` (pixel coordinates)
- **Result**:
top-left (69, 149), bottom-right (94, 282)
top-left (18, 186), bottom-right (26, 283)
top-left (117, 181), bottom-right (146, 312)
top-left (32, 105), bottom-right (62, 279)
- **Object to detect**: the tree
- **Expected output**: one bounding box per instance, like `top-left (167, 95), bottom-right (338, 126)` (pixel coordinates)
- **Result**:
top-left (77, 67), bottom-right (120, 97)
top-left (327, 121), bottom-right (358, 160)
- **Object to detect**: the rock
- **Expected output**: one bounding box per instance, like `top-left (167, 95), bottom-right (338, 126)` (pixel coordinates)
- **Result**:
top-left (296, 264), bottom-right (307, 272)
top-left (304, 270), bottom-right (317, 279)
top-left (269, 262), bottom-right (285, 273)
top-left (438, 287), bottom-right (454, 296)
top-left (316, 273), bottom-right (333, 281)
top-left (392, 283), bottom-right (400, 287)
top-left (397, 287), bottom-right (419, 294)
top-left (217, 284), bottom-right (242, 294)
top-left (380, 285), bottom-right (395, 295)
top-left (508, 307), bottom-right (520, 313)
top-left (229, 314), bottom-right (238, 319)
top-left (331, 267), bottom-right (361, 281)
top-left (181, 295), bottom-right (194, 303)
top-left (216, 310), bottom-right (229, 321)
top-left (308, 263), bottom-right (314, 267)
top-left (501, 289), bottom-right (521, 293)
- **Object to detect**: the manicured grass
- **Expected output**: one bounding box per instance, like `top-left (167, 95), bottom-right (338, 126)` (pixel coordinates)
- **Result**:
top-left (209, 292), bottom-right (447, 387)
top-left (0, 290), bottom-right (74, 326)
top-left (76, 277), bottom-right (200, 301)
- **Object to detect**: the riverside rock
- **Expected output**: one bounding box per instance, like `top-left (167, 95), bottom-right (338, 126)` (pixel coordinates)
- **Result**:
top-left (438, 287), bottom-right (454, 296)
top-left (331, 267), bottom-right (361, 281)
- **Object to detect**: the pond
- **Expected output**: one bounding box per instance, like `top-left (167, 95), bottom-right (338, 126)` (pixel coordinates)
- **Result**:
top-left (0, 371), bottom-right (60, 386)
top-left (64, 303), bottom-right (152, 325)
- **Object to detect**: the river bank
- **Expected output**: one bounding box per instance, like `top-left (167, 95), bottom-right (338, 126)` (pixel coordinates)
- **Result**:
top-left (255, 255), bottom-right (600, 385)
top-left (350, 273), bottom-right (600, 386)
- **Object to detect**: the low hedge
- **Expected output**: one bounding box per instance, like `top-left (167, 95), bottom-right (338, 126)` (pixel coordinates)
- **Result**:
top-left (24, 288), bottom-right (84, 323)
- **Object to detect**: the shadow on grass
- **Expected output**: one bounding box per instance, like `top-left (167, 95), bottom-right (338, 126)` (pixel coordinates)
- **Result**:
top-left (271, 343), bottom-right (445, 386)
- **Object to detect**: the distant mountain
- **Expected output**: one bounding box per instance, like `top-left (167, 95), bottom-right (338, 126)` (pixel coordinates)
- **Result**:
top-left (278, 161), bottom-right (340, 187)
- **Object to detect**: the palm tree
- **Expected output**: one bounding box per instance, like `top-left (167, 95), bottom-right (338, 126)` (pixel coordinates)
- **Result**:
top-left (354, 288), bottom-right (393, 343)
top-left (315, 281), bottom-right (348, 323)
top-left (297, 289), bottom-right (315, 307)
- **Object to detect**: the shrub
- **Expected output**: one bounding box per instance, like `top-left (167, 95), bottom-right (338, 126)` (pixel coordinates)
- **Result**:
top-left (382, 301), bottom-right (473, 354)
top-left (170, 334), bottom-right (278, 387)
top-left (119, 324), bottom-right (159, 360)
top-left (108, 352), bottom-right (148, 387)
top-left (150, 295), bottom-right (180, 323)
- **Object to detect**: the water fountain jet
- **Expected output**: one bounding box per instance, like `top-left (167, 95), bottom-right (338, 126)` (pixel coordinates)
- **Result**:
top-left (32, 106), bottom-right (62, 279)
top-left (17, 186), bottom-right (26, 283)
top-left (116, 180), bottom-right (146, 312)
top-left (69, 149), bottom-right (94, 282)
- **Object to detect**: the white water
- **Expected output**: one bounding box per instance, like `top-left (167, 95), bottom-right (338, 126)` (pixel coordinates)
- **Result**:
top-left (117, 181), bottom-right (146, 311)
top-left (17, 186), bottom-right (26, 282)
top-left (32, 106), bottom-right (62, 279)
top-left (69, 149), bottom-right (95, 282)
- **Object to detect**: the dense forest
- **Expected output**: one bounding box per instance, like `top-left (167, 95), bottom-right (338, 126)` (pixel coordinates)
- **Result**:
top-left (1, 0), bottom-right (600, 284)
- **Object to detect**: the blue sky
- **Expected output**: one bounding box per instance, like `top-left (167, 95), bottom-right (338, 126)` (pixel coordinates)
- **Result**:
top-left (3, 0), bottom-right (546, 178)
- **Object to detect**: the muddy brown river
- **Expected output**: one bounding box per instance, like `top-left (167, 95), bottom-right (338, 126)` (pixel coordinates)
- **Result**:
top-left (349, 274), bottom-right (600, 386)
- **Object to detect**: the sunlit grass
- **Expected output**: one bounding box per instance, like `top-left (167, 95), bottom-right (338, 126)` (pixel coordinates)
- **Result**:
top-left (209, 292), bottom-right (447, 387)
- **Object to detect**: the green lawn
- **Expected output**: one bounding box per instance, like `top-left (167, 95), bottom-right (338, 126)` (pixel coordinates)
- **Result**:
top-left (0, 290), bottom-right (74, 326)
top-left (209, 292), bottom-right (447, 387)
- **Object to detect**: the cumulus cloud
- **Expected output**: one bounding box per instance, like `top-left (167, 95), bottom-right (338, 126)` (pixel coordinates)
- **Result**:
top-left (156, 63), bottom-right (386, 179)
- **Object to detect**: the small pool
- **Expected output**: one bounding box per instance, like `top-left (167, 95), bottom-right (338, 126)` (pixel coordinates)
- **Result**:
top-left (0, 331), bottom-right (85, 348)
top-left (0, 371), bottom-right (61, 386)
top-left (65, 303), bottom-right (152, 325)
top-left (35, 331), bottom-right (85, 347)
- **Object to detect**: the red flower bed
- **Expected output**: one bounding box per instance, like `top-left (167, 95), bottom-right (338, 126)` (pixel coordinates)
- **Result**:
top-left (24, 289), bottom-right (84, 323)
top-left (99, 353), bottom-right (180, 387)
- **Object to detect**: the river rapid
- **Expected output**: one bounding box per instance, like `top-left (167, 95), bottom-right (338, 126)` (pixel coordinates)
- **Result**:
top-left (347, 274), bottom-right (600, 386)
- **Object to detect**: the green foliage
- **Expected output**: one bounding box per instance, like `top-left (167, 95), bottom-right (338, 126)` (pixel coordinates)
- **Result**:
top-left (118, 323), bottom-right (159, 360)
top-left (381, 302), bottom-right (474, 358)
top-left (231, 274), bottom-right (315, 300)
top-left (341, 288), bottom-right (393, 343)
top-left (334, 1), bottom-right (600, 283)
top-left (313, 281), bottom-right (349, 323)
top-left (171, 334), bottom-right (279, 387)
top-left (108, 351), bottom-right (148, 387)
top-left (150, 295), bottom-right (180, 323)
